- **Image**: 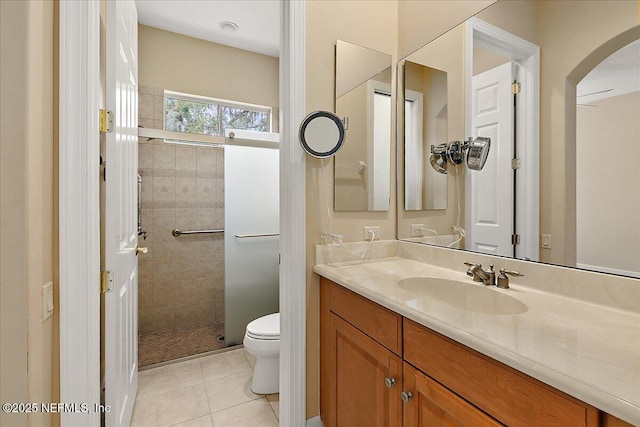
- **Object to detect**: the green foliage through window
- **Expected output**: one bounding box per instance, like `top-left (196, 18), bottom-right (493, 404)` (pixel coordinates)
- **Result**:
top-left (164, 95), bottom-right (269, 136)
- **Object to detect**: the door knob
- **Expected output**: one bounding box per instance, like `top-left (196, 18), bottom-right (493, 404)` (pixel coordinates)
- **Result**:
top-left (384, 377), bottom-right (396, 389)
top-left (401, 391), bottom-right (413, 403)
top-left (136, 246), bottom-right (148, 255)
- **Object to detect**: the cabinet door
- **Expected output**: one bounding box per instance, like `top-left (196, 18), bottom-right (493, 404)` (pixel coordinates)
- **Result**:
top-left (322, 313), bottom-right (402, 427)
top-left (403, 363), bottom-right (503, 427)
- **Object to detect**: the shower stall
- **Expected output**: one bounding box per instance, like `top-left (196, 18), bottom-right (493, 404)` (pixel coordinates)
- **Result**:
top-left (136, 89), bottom-right (279, 366)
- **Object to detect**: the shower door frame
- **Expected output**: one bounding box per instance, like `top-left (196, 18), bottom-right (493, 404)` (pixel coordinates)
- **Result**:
top-left (59, 1), bottom-right (309, 426)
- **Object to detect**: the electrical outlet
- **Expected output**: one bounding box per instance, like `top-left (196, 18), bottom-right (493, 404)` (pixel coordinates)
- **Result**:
top-left (541, 234), bottom-right (552, 249)
top-left (363, 226), bottom-right (380, 241)
top-left (411, 224), bottom-right (425, 237)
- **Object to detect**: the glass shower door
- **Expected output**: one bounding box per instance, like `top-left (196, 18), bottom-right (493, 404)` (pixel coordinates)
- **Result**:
top-left (224, 144), bottom-right (279, 345)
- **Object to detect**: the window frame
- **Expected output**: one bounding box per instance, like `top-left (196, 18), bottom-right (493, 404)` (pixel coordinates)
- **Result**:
top-left (163, 90), bottom-right (273, 136)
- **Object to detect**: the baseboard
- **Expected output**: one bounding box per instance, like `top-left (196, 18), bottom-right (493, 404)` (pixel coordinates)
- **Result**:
top-left (306, 415), bottom-right (325, 427)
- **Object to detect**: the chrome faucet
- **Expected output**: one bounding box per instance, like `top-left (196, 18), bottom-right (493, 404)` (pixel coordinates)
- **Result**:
top-left (464, 262), bottom-right (496, 286)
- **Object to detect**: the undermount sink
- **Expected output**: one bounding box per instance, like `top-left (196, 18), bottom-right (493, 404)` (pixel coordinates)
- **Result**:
top-left (398, 277), bottom-right (528, 315)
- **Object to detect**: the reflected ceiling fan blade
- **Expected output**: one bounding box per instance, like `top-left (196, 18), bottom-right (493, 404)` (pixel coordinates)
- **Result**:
top-left (577, 88), bottom-right (613, 97)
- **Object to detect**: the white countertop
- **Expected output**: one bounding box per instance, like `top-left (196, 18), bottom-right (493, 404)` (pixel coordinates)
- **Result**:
top-left (313, 257), bottom-right (640, 425)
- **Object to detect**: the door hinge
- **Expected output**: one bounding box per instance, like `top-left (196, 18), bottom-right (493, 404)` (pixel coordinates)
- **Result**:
top-left (342, 116), bottom-right (349, 130)
top-left (511, 158), bottom-right (521, 170)
top-left (512, 82), bottom-right (521, 94)
top-left (100, 270), bottom-right (114, 293)
top-left (512, 234), bottom-right (521, 245)
top-left (99, 109), bottom-right (114, 133)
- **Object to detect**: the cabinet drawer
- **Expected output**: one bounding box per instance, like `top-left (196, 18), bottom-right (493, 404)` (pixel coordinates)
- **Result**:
top-left (321, 277), bottom-right (402, 355)
top-left (404, 319), bottom-right (599, 427)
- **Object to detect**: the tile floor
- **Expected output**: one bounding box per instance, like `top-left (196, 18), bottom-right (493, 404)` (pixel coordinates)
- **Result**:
top-left (132, 348), bottom-right (279, 427)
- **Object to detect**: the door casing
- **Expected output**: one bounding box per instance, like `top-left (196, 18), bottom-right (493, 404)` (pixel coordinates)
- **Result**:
top-left (59, 1), bottom-right (308, 426)
top-left (464, 17), bottom-right (540, 261)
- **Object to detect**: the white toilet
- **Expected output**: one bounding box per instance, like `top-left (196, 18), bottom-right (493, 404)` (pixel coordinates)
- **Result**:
top-left (243, 312), bottom-right (280, 394)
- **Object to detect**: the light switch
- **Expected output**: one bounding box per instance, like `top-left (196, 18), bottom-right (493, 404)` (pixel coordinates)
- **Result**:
top-left (42, 282), bottom-right (53, 321)
top-left (541, 234), bottom-right (552, 249)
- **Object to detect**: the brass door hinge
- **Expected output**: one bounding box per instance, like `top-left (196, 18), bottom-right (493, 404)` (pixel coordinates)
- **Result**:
top-left (100, 270), bottom-right (114, 293)
top-left (99, 109), bottom-right (114, 133)
top-left (511, 158), bottom-right (521, 170)
top-left (512, 234), bottom-right (521, 245)
top-left (512, 82), bottom-right (521, 94)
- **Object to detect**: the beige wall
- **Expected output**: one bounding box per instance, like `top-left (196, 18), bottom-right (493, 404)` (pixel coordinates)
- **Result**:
top-left (473, 47), bottom-right (510, 75)
top-left (576, 92), bottom-right (640, 274)
top-left (335, 82), bottom-right (369, 210)
top-left (305, 0), bottom-right (398, 417)
top-left (398, 0), bottom-right (495, 59)
top-left (537, 0), bottom-right (639, 265)
top-left (336, 41), bottom-right (391, 99)
top-left (335, 68), bottom-right (392, 211)
top-left (138, 25), bottom-right (279, 131)
top-left (0, 1), bottom-right (56, 426)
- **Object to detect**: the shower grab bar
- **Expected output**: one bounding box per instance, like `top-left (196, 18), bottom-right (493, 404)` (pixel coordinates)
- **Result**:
top-left (172, 228), bottom-right (224, 237)
top-left (234, 233), bottom-right (280, 238)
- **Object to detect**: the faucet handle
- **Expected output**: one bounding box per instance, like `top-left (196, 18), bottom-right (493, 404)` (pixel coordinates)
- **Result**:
top-left (500, 269), bottom-right (524, 277)
top-left (464, 261), bottom-right (480, 277)
top-left (497, 269), bottom-right (524, 289)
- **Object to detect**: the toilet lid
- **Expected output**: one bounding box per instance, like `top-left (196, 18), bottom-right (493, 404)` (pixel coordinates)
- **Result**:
top-left (246, 313), bottom-right (280, 339)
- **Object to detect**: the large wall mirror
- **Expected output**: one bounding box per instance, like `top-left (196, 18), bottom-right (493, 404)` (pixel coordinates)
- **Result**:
top-left (397, 0), bottom-right (640, 278)
top-left (335, 40), bottom-right (392, 211)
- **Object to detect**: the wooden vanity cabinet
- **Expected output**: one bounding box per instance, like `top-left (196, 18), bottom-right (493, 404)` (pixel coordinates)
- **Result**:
top-left (320, 277), bottom-right (403, 427)
top-left (404, 319), bottom-right (599, 427)
top-left (320, 278), bottom-right (626, 427)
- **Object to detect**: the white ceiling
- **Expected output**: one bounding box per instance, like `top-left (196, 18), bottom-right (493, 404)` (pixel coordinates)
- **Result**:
top-left (577, 39), bottom-right (640, 104)
top-left (135, 0), bottom-right (280, 58)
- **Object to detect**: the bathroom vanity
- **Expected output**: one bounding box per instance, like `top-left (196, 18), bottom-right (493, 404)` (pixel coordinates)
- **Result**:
top-left (315, 242), bottom-right (639, 427)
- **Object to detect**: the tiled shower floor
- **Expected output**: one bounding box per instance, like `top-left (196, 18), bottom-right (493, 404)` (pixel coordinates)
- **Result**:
top-left (139, 323), bottom-right (226, 367)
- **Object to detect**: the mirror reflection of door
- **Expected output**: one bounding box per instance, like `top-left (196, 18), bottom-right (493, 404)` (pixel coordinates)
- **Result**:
top-left (576, 39), bottom-right (640, 278)
top-left (468, 60), bottom-right (515, 258)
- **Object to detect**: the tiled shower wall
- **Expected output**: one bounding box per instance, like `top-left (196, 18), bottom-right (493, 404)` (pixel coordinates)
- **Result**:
top-left (138, 86), bottom-right (225, 365)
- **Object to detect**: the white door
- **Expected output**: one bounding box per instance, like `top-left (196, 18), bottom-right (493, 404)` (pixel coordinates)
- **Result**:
top-left (370, 91), bottom-right (391, 211)
top-left (467, 62), bottom-right (514, 257)
top-left (104, 1), bottom-right (139, 426)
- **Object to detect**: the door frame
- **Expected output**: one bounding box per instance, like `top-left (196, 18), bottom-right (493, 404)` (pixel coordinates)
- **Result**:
top-left (58, 1), bottom-right (101, 425)
top-left (464, 17), bottom-right (540, 261)
top-left (59, 1), bottom-right (307, 426)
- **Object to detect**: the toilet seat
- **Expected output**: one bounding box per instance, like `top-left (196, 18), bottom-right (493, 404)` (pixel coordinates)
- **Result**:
top-left (246, 313), bottom-right (280, 340)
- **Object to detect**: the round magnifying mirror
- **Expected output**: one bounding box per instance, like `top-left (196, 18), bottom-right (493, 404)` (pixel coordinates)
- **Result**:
top-left (299, 111), bottom-right (346, 158)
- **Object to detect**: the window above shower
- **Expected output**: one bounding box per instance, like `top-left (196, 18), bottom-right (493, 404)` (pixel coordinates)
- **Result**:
top-left (164, 90), bottom-right (272, 137)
